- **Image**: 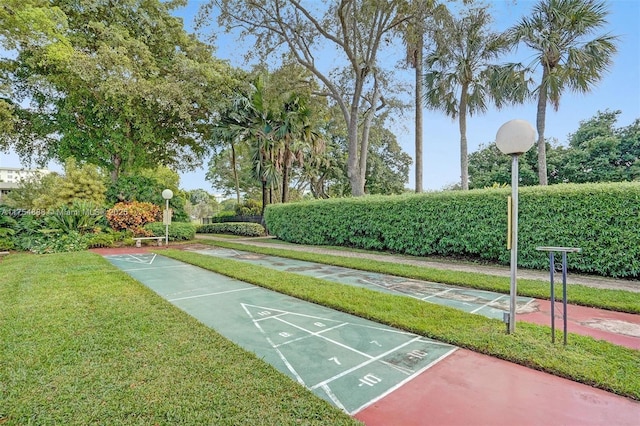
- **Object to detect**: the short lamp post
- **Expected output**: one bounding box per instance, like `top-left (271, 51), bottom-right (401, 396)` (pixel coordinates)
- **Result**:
top-left (161, 189), bottom-right (173, 245)
top-left (495, 119), bottom-right (536, 334)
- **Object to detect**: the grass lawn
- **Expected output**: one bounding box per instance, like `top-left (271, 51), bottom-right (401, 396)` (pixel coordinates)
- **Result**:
top-left (0, 252), bottom-right (358, 425)
top-left (160, 248), bottom-right (640, 401)
top-left (199, 239), bottom-right (640, 314)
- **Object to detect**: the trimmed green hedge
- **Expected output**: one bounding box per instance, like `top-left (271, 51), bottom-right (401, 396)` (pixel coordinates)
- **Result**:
top-left (198, 222), bottom-right (266, 237)
top-left (145, 222), bottom-right (197, 241)
top-left (265, 182), bottom-right (640, 278)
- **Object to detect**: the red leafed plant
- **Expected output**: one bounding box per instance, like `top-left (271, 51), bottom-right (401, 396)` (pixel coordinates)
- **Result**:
top-left (106, 201), bottom-right (161, 236)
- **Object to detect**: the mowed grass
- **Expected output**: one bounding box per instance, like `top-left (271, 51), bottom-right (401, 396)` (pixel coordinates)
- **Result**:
top-left (0, 252), bottom-right (358, 426)
top-left (160, 248), bottom-right (640, 401)
top-left (200, 239), bottom-right (640, 314)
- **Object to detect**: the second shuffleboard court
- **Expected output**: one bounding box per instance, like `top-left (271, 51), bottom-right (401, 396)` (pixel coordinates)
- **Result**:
top-left (106, 253), bottom-right (457, 414)
top-left (189, 247), bottom-right (537, 320)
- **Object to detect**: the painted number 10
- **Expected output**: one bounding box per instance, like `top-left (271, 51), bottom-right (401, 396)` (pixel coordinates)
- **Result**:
top-left (358, 374), bottom-right (382, 387)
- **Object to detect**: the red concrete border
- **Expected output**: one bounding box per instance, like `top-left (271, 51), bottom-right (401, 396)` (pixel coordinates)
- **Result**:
top-left (355, 349), bottom-right (640, 426)
top-left (520, 299), bottom-right (640, 350)
top-left (89, 246), bottom-right (169, 255)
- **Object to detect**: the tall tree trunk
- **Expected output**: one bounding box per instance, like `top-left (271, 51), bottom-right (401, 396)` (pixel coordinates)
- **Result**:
top-left (414, 36), bottom-right (424, 193)
top-left (111, 153), bottom-right (121, 183)
top-left (231, 143), bottom-right (240, 204)
top-left (536, 67), bottom-right (549, 186)
top-left (261, 180), bottom-right (267, 216)
top-left (357, 80), bottom-right (382, 194)
top-left (459, 87), bottom-right (469, 190)
top-left (281, 147), bottom-right (290, 203)
top-left (347, 103), bottom-right (365, 196)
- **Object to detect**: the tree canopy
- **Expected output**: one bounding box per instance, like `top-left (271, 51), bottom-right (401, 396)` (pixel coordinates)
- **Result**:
top-left (2, 0), bottom-right (242, 181)
top-left (203, 0), bottom-right (412, 196)
top-left (468, 110), bottom-right (640, 188)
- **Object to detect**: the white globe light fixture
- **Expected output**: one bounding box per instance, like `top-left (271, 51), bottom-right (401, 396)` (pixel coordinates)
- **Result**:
top-left (162, 189), bottom-right (174, 245)
top-left (495, 120), bottom-right (536, 334)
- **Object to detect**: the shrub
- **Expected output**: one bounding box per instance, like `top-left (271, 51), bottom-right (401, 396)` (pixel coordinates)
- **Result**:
top-left (106, 201), bottom-right (161, 236)
top-left (44, 201), bottom-right (105, 234)
top-left (198, 222), bottom-right (266, 237)
top-left (106, 174), bottom-right (189, 222)
top-left (235, 199), bottom-right (262, 216)
top-left (144, 222), bottom-right (197, 241)
top-left (264, 182), bottom-right (640, 278)
top-left (15, 230), bottom-right (91, 254)
top-left (0, 207), bottom-right (17, 250)
top-left (86, 232), bottom-right (116, 248)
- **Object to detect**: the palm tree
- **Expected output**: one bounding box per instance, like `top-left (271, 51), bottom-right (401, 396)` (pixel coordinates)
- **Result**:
top-left (402, 0), bottom-right (436, 193)
top-left (274, 94), bottom-right (324, 203)
top-left (509, 0), bottom-right (618, 185)
top-left (424, 5), bottom-right (513, 190)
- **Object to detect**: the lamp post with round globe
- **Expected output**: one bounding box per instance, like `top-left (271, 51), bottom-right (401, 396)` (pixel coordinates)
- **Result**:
top-left (495, 119), bottom-right (536, 334)
top-left (161, 189), bottom-right (173, 245)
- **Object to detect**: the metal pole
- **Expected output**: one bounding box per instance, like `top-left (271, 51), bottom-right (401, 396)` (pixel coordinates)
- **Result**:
top-left (508, 154), bottom-right (519, 334)
top-left (562, 251), bottom-right (568, 345)
top-left (165, 198), bottom-right (169, 245)
top-left (549, 252), bottom-right (555, 343)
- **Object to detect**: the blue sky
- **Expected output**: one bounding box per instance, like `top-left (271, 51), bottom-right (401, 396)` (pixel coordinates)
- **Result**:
top-left (2, 0), bottom-right (638, 193)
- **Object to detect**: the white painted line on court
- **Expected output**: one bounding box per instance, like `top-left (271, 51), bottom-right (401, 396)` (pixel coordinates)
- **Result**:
top-left (121, 264), bottom-right (191, 272)
top-left (168, 286), bottom-right (258, 302)
top-left (105, 253), bottom-right (157, 264)
top-left (320, 383), bottom-right (348, 412)
top-left (421, 288), bottom-right (453, 300)
top-left (274, 323), bottom-right (349, 348)
top-left (273, 316), bottom-right (376, 359)
top-left (379, 360), bottom-right (414, 375)
top-left (133, 253), bottom-right (155, 263)
top-left (242, 303), bottom-right (307, 386)
top-left (310, 336), bottom-right (424, 391)
top-left (267, 337), bottom-right (306, 386)
top-left (359, 277), bottom-right (392, 291)
top-left (471, 294), bottom-right (506, 314)
top-left (350, 347), bottom-right (458, 415)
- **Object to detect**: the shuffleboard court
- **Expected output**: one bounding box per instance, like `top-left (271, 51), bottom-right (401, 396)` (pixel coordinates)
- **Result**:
top-left (186, 247), bottom-right (536, 320)
top-left (105, 253), bottom-right (457, 414)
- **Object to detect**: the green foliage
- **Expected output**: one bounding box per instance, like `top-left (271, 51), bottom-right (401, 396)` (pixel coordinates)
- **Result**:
top-left (43, 201), bottom-right (105, 234)
top-left (106, 175), bottom-right (161, 205)
top-left (198, 222), bottom-right (266, 237)
top-left (234, 199), bottom-right (262, 216)
top-left (184, 189), bottom-right (220, 220)
top-left (4, 158), bottom-right (106, 210)
top-left (0, 208), bottom-right (17, 250)
top-left (86, 232), bottom-right (117, 248)
top-left (265, 182), bottom-right (640, 278)
top-left (11, 214), bottom-right (47, 252)
top-left (4, 172), bottom-right (64, 210)
top-left (8, 209), bottom-right (99, 253)
top-left (13, 228), bottom-right (91, 254)
top-left (106, 172), bottom-right (188, 222)
top-left (144, 222), bottom-right (197, 241)
top-left (4, 0), bottom-right (241, 178)
top-left (210, 211), bottom-right (238, 222)
top-left (470, 110), bottom-right (640, 188)
top-left (56, 157), bottom-right (107, 206)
